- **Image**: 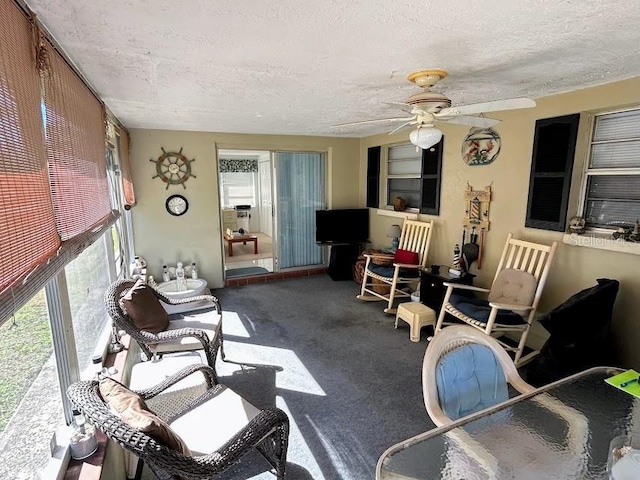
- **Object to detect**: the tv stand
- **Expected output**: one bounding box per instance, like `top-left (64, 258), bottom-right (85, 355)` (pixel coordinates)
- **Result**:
top-left (327, 243), bottom-right (360, 281)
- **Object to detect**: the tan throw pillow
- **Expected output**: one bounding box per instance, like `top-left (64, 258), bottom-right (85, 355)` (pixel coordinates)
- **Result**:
top-left (99, 378), bottom-right (190, 456)
top-left (121, 279), bottom-right (169, 333)
top-left (99, 376), bottom-right (147, 412)
top-left (488, 268), bottom-right (537, 306)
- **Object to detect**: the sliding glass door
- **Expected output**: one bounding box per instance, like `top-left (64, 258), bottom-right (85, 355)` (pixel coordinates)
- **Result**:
top-left (275, 152), bottom-right (325, 269)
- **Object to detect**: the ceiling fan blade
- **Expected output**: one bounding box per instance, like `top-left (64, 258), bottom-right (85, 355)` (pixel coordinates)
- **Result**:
top-left (438, 115), bottom-right (501, 128)
top-left (388, 120), bottom-right (416, 135)
top-left (332, 116), bottom-right (416, 128)
top-left (437, 98), bottom-right (536, 117)
top-left (382, 101), bottom-right (414, 113)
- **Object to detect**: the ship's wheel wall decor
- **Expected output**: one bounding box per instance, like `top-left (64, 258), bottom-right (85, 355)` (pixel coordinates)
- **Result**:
top-left (150, 147), bottom-right (196, 189)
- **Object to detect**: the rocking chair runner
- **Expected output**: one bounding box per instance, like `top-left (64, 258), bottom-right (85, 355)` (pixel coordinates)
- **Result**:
top-left (357, 219), bottom-right (433, 314)
top-left (435, 233), bottom-right (558, 366)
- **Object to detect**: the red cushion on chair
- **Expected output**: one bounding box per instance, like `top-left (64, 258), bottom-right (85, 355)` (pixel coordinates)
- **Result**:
top-left (394, 249), bottom-right (419, 265)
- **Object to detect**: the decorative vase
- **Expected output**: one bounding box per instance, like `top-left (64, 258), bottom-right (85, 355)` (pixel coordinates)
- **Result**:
top-left (393, 196), bottom-right (407, 212)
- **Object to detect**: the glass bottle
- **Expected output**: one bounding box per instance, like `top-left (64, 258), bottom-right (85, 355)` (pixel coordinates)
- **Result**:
top-left (162, 264), bottom-right (170, 283)
top-left (191, 262), bottom-right (198, 279)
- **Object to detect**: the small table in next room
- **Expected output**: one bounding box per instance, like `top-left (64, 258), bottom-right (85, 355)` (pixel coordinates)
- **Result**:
top-left (224, 233), bottom-right (258, 256)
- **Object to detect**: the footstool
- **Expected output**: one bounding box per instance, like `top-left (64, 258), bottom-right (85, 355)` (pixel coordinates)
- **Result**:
top-left (395, 302), bottom-right (436, 342)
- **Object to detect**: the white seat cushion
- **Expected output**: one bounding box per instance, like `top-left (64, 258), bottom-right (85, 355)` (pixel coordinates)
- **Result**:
top-left (153, 307), bottom-right (221, 353)
top-left (170, 385), bottom-right (262, 455)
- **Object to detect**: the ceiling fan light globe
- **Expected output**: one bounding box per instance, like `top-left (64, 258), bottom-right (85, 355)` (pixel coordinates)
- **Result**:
top-left (410, 127), bottom-right (442, 149)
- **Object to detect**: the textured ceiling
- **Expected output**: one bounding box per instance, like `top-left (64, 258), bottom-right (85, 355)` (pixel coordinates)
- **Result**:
top-left (26, 0), bottom-right (640, 137)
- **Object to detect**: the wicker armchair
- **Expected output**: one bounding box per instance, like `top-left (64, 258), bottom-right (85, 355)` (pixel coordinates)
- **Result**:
top-left (105, 279), bottom-right (224, 374)
top-left (67, 364), bottom-right (290, 479)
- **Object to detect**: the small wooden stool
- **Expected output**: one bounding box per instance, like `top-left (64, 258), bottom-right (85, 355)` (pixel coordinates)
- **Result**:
top-left (395, 302), bottom-right (436, 342)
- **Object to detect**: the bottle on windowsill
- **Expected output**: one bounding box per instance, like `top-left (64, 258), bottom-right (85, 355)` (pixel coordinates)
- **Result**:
top-left (191, 262), bottom-right (198, 279)
top-left (162, 264), bottom-right (170, 283)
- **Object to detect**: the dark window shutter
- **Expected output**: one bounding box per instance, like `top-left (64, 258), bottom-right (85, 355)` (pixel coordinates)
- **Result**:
top-left (526, 115), bottom-right (579, 231)
top-left (420, 137), bottom-right (443, 215)
top-left (366, 146), bottom-right (380, 208)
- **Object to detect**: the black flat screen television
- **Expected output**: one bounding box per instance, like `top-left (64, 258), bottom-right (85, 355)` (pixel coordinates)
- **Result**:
top-left (316, 208), bottom-right (369, 244)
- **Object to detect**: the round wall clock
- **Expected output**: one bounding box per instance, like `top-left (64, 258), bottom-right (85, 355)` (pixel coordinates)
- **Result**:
top-left (150, 147), bottom-right (196, 189)
top-left (165, 194), bottom-right (189, 216)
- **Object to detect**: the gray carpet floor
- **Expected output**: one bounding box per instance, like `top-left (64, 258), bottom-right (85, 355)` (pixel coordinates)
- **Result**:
top-left (206, 275), bottom-right (436, 480)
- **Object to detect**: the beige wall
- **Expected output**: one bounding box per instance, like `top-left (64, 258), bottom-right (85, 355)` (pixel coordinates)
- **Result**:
top-left (360, 77), bottom-right (640, 368)
top-left (129, 130), bottom-right (360, 289)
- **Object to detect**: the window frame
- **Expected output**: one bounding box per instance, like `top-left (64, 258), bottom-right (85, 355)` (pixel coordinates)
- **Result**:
top-left (219, 171), bottom-right (258, 208)
top-left (577, 106), bottom-right (640, 234)
top-left (383, 140), bottom-right (443, 215)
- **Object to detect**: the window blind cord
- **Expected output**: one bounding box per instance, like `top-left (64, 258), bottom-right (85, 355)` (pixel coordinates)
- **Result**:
top-left (9, 286), bottom-right (17, 328)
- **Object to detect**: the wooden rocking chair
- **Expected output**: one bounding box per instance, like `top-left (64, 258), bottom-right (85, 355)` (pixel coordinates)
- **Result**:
top-left (357, 219), bottom-right (433, 314)
top-left (434, 233), bottom-right (558, 366)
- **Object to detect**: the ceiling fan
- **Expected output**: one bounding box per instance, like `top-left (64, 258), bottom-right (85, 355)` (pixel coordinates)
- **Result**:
top-left (333, 69), bottom-right (536, 149)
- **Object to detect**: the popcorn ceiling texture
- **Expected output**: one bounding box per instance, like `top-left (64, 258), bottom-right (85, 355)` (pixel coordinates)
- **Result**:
top-left (27, 0), bottom-right (640, 136)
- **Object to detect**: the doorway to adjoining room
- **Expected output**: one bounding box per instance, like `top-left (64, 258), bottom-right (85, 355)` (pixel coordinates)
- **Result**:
top-left (218, 149), bottom-right (274, 278)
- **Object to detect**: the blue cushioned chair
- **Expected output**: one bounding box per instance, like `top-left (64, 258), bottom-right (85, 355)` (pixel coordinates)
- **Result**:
top-left (423, 325), bottom-right (534, 427)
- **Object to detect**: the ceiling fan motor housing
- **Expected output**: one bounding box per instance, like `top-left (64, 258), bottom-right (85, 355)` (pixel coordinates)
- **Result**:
top-left (406, 91), bottom-right (452, 112)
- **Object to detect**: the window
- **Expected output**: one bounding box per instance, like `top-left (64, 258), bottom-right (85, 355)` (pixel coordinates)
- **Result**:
top-left (0, 290), bottom-right (63, 479)
top-left (581, 108), bottom-right (640, 229)
top-left (65, 235), bottom-right (113, 378)
top-left (386, 140), bottom-right (443, 215)
top-left (220, 171), bottom-right (257, 207)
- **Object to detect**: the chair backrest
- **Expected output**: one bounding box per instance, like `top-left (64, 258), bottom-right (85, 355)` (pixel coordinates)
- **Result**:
top-left (67, 380), bottom-right (194, 475)
top-left (104, 279), bottom-right (175, 359)
top-left (105, 279), bottom-right (141, 337)
top-left (397, 219), bottom-right (433, 268)
top-left (490, 233), bottom-right (558, 310)
top-left (423, 325), bottom-right (534, 427)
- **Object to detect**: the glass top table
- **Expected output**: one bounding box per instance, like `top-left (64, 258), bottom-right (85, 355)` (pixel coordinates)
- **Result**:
top-left (377, 367), bottom-right (640, 479)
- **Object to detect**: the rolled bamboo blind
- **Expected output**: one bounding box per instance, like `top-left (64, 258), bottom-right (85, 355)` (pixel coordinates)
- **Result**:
top-left (118, 126), bottom-right (136, 208)
top-left (0, 0), bottom-right (118, 325)
top-left (42, 37), bottom-right (112, 240)
top-left (0, 0), bottom-right (60, 300)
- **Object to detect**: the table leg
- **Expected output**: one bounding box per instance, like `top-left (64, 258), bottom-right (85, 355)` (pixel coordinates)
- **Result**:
top-left (254, 238), bottom-right (258, 254)
top-left (228, 240), bottom-right (233, 256)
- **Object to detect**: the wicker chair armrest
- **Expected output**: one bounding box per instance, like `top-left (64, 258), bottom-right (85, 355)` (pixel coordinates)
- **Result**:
top-left (135, 364), bottom-right (217, 399)
top-left (148, 327), bottom-right (212, 346)
top-left (442, 283), bottom-right (490, 293)
top-left (190, 407), bottom-right (289, 468)
top-left (488, 301), bottom-right (533, 312)
top-left (156, 291), bottom-right (221, 309)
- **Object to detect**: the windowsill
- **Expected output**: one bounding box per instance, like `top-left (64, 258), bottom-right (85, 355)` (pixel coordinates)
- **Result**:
top-left (562, 233), bottom-right (640, 255)
top-left (376, 208), bottom-right (418, 220)
top-left (62, 336), bottom-right (131, 480)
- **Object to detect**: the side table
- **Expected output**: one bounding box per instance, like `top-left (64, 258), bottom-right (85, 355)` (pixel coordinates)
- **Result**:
top-left (420, 266), bottom-right (474, 311)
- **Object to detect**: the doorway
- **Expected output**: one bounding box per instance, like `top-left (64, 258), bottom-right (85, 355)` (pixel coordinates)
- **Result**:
top-left (218, 149), bottom-right (274, 278)
top-left (217, 148), bottom-right (326, 279)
